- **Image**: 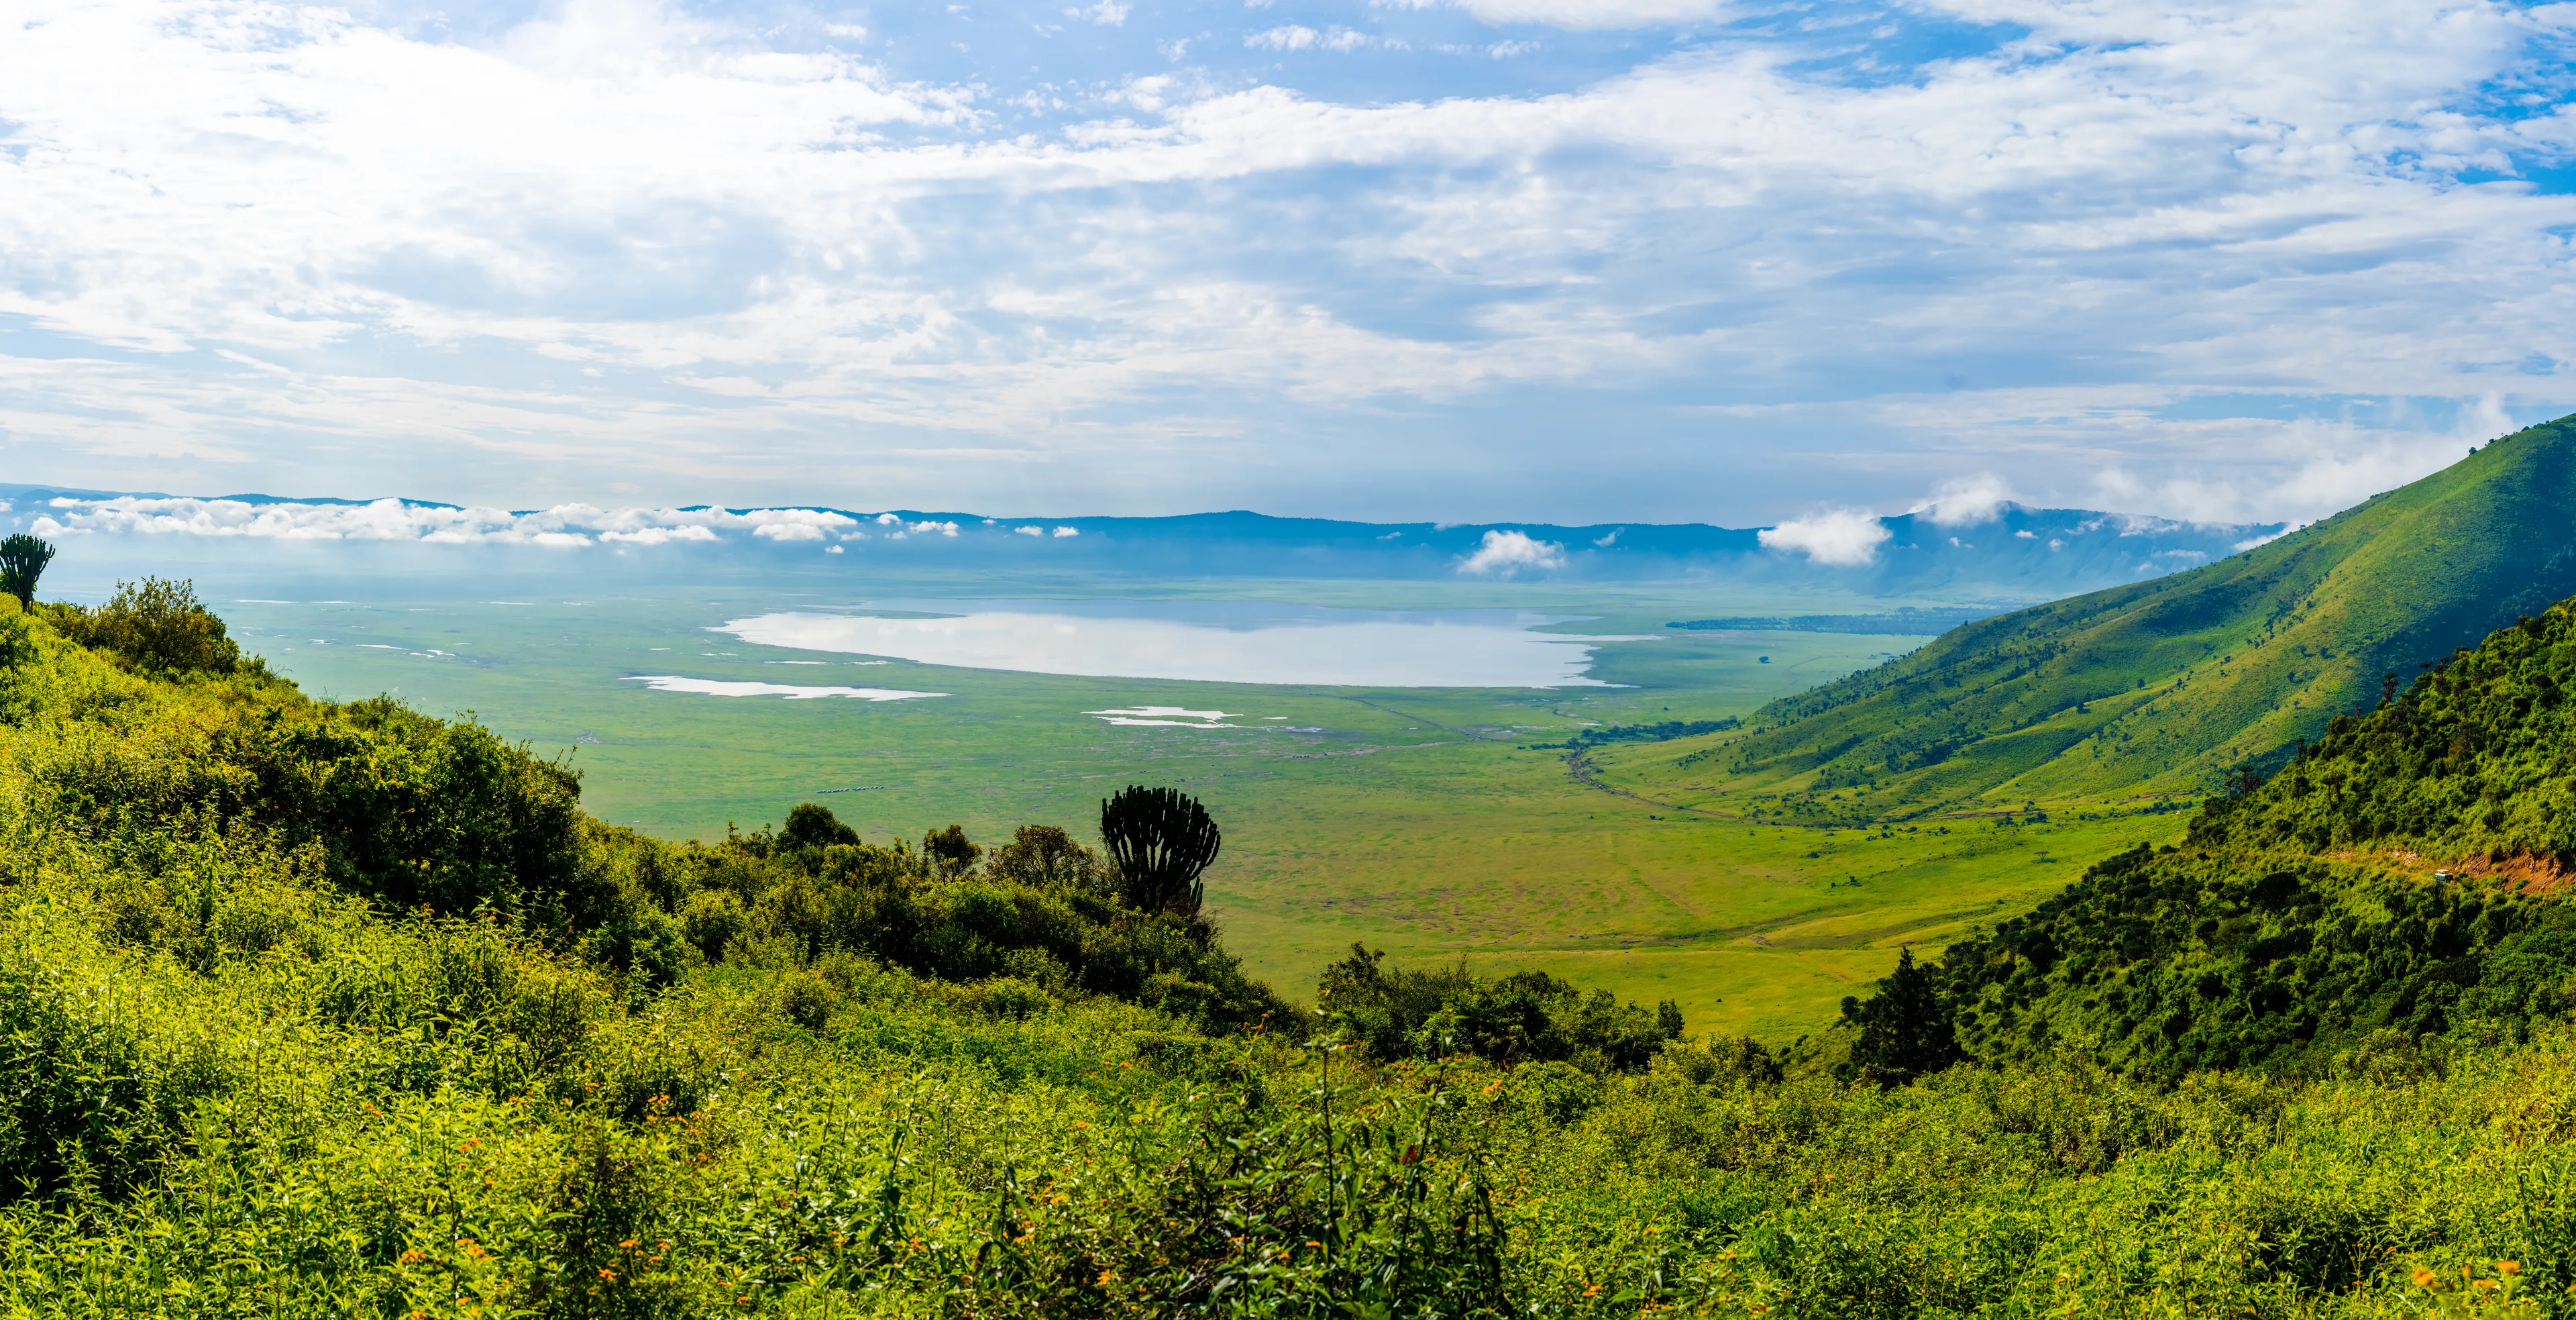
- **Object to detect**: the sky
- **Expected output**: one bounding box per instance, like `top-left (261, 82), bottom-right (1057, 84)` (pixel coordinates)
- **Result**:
top-left (5, 0), bottom-right (2576, 526)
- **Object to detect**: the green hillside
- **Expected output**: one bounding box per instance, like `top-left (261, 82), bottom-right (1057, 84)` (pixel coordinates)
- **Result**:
top-left (22, 579), bottom-right (2576, 1312)
top-left (1892, 591), bottom-right (2576, 1078)
top-left (1605, 416), bottom-right (2576, 819)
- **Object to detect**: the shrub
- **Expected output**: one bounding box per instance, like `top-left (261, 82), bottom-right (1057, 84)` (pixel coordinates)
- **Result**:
top-left (1318, 944), bottom-right (1680, 1072)
top-left (54, 577), bottom-right (241, 674)
top-left (781, 802), bottom-right (859, 850)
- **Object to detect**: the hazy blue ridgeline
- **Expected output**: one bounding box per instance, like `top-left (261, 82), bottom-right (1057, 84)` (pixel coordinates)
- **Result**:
top-left (0, 485), bottom-right (2275, 595)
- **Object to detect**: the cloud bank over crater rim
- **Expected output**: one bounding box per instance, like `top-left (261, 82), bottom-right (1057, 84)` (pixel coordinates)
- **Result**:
top-left (2, 0), bottom-right (2575, 520)
top-left (1759, 509), bottom-right (1891, 568)
top-left (27, 497), bottom-right (980, 548)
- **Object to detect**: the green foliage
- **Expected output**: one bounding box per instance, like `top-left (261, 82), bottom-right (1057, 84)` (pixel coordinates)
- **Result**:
top-left (986, 823), bottom-right (1108, 891)
top-left (20, 587), bottom-right (2576, 1315)
top-left (1318, 944), bottom-right (1683, 1073)
top-left (1680, 416), bottom-right (2576, 817)
top-left (780, 801), bottom-right (859, 850)
top-left (920, 821), bottom-right (981, 877)
top-left (0, 534), bottom-right (52, 609)
top-left (1528, 717), bottom-right (1739, 751)
top-left (1841, 947), bottom-right (1960, 1085)
top-left (52, 576), bottom-right (243, 674)
top-left (1099, 784), bottom-right (1222, 919)
top-left (1868, 595), bottom-right (2576, 1080)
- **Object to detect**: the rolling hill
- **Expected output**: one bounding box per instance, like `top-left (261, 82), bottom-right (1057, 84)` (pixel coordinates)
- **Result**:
top-left (1604, 416), bottom-right (2576, 818)
top-left (1910, 588), bottom-right (2576, 1078)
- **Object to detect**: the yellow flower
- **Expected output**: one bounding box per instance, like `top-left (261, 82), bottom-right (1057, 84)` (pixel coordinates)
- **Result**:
top-left (2501, 1261), bottom-right (2523, 1275)
top-left (2414, 1268), bottom-right (2438, 1289)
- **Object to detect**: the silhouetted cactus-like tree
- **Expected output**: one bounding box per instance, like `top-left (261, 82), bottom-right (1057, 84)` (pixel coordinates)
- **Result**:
top-left (0, 535), bottom-right (54, 609)
top-left (1099, 785), bottom-right (1220, 917)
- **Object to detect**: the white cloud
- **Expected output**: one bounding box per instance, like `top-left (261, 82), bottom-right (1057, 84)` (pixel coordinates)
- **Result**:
top-left (1015, 524), bottom-right (1044, 535)
top-left (1915, 474), bottom-right (2015, 527)
top-left (2082, 403), bottom-right (2514, 526)
top-left (1383, 0), bottom-right (1725, 28)
top-left (599, 525), bottom-right (720, 545)
top-left (3, 0), bottom-right (2575, 521)
top-left (1247, 24), bottom-right (1318, 49)
top-left (881, 519), bottom-right (961, 538)
top-left (1245, 25), bottom-right (1383, 51)
top-left (1759, 509), bottom-right (1892, 566)
top-left (1053, 525), bottom-right (1080, 536)
top-left (25, 496), bottom-right (906, 546)
top-left (1069, 0), bottom-right (1129, 23)
top-left (1456, 528), bottom-right (1567, 576)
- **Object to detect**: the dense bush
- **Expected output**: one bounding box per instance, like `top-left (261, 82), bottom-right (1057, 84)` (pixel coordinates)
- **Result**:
top-left (694, 814), bottom-right (1289, 1032)
top-left (1318, 944), bottom-right (1682, 1072)
top-left (50, 576), bottom-right (244, 674)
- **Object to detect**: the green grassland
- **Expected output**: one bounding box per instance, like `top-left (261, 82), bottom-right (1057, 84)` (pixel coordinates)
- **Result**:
top-left (209, 576), bottom-right (2155, 1039)
top-left (1591, 419), bottom-right (2576, 824)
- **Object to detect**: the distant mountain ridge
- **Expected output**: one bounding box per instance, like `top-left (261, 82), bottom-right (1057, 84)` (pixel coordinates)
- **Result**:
top-left (0, 485), bottom-right (2276, 594)
top-left (1609, 416), bottom-right (2576, 813)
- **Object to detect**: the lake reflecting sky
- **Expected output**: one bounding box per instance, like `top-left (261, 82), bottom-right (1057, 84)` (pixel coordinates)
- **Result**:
top-left (715, 599), bottom-right (1646, 687)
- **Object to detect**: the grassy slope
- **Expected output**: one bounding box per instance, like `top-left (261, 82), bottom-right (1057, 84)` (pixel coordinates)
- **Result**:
top-left (1597, 417), bottom-right (2576, 820)
top-left (26, 595), bottom-right (2576, 1316)
top-left (1912, 593), bottom-right (2576, 1078)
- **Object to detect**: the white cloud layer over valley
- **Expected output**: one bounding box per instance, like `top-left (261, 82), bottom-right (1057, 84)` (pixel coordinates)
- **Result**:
top-left (5, 0), bottom-right (2576, 522)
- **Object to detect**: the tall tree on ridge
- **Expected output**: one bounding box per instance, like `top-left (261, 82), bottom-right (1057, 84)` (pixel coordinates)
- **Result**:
top-left (1100, 785), bottom-right (1222, 919)
top-left (0, 535), bottom-right (54, 609)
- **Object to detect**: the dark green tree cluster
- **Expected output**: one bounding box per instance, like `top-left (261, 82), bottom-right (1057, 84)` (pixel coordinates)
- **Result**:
top-left (682, 809), bottom-right (1288, 1031)
top-left (1317, 944), bottom-right (1683, 1074)
top-left (1926, 843), bottom-right (2576, 1077)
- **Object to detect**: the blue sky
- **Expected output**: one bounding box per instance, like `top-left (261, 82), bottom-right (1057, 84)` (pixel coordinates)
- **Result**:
top-left (4, 0), bottom-right (2576, 525)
